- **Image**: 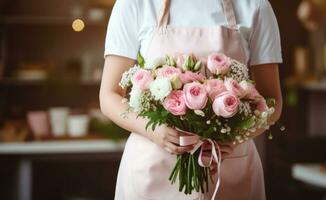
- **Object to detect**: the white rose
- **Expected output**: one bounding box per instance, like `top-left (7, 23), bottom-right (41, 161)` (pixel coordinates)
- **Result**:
top-left (144, 57), bottom-right (165, 70)
top-left (149, 77), bottom-right (172, 101)
top-left (129, 86), bottom-right (142, 112)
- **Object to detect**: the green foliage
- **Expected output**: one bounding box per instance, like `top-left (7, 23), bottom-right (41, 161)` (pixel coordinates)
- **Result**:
top-left (184, 55), bottom-right (195, 70)
top-left (194, 61), bottom-right (202, 71)
top-left (236, 115), bottom-right (255, 130)
top-left (165, 55), bottom-right (176, 66)
top-left (140, 107), bottom-right (170, 131)
top-left (137, 51), bottom-right (145, 68)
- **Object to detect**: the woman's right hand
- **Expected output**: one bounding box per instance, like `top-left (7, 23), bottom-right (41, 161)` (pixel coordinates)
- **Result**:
top-left (150, 125), bottom-right (194, 155)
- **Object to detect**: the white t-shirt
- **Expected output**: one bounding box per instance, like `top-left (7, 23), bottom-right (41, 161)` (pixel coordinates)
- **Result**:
top-left (104, 0), bottom-right (282, 66)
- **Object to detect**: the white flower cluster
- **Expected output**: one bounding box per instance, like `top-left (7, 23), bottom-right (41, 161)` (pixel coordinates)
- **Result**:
top-left (235, 134), bottom-right (249, 144)
top-left (129, 86), bottom-right (142, 112)
top-left (139, 91), bottom-right (157, 112)
top-left (238, 101), bottom-right (252, 117)
top-left (119, 65), bottom-right (140, 89)
top-left (227, 60), bottom-right (249, 82)
top-left (220, 125), bottom-right (231, 135)
top-left (246, 107), bottom-right (275, 134)
top-left (149, 77), bottom-right (172, 101)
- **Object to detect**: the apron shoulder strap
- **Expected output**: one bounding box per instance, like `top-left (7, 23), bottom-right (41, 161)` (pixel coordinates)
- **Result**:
top-left (157, 0), bottom-right (171, 28)
top-left (222, 0), bottom-right (237, 29)
top-left (156, 0), bottom-right (237, 29)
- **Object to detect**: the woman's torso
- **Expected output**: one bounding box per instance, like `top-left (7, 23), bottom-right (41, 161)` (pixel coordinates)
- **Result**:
top-left (114, 0), bottom-right (267, 199)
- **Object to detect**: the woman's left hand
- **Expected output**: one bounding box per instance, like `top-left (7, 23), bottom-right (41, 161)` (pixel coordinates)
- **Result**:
top-left (201, 142), bottom-right (234, 175)
top-left (202, 141), bottom-right (241, 175)
top-left (217, 141), bottom-right (238, 159)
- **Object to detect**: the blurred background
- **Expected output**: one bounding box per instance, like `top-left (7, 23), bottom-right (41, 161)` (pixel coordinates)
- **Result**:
top-left (0, 0), bottom-right (325, 200)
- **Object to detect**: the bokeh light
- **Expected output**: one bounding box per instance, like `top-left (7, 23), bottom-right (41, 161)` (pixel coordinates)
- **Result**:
top-left (72, 19), bottom-right (85, 32)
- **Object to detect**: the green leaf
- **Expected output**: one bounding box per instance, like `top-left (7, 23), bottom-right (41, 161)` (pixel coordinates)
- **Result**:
top-left (165, 55), bottom-right (176, 67)
top-left (194, 61), bottom-right (202, 71)
top-left (187, 55), bottom-right (195, 70)
top-left (137, 51), bottom-right (145, 68)
top-left (141, 108), bottom-right (170, 131)
top-left (238, 116), bottom-right (255, 129)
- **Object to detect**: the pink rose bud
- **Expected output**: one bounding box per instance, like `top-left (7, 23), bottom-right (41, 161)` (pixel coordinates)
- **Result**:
top-left (173, 53), bottom-right (188, 69)
top-left (239, 80), bottom-right (255, 96)
top-left (224, 78), bottom-right (245, 98)
top-left (131, 69), bottom-right (154, 90)
top-left (170, 75), bottom-right (183, 89)
top-left (207, 53), bottom-right (232, 75)
top-left (205, 79), bottom-right (227, 100)
top-left (213, 91), bottom-right (240, 118)
top-left (245, 87), bottom-right (262, 101)
top-left (156, 65), bottom-right (182, 78)
top-left (180, 71), bottom-right (205, 84)
top-left (183, 82), bottom-right (208, 110)
top-left (256, 98), bottom-right (269, 112)
top-left (163, 90), bottom-right (187, 116)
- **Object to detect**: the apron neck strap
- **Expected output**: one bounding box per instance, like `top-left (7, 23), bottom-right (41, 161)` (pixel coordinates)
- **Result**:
top-left (222, 0), bottom-right (237, 29)
top-left (157, 0), bottom-right (238, 29)
top-left (157, 0), bottom-right (171, 28)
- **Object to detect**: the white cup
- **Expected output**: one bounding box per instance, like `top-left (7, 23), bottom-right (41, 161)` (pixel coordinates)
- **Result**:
top-left (67, 115), bottom-right (89, 137)
top-left (49, 107), bottom-right (69, 136)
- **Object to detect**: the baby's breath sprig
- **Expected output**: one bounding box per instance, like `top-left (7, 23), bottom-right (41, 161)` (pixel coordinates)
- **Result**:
top-left (226, 59), bottom-right (250, 82)
top-left (119, 65), bottom-right (140, 89)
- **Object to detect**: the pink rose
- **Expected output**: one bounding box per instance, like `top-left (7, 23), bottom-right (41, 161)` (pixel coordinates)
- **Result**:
top-left (239, 80), bottom-right (255, 96)
top-left (183, 82), bottom-right (208, 110)
top-left (239, 81), bottom-right (263, 101)
top-left (213, 91), bottom-right (240, 118)
top-left (131, 69), bottom-right (154, 90)
top-left (205, 79), bottom-right (227, 100)
top-left (256, 98), bottom-right (269, 112)
top-left (207, 53), bottom-right (232, 75)
top-left (245, 88), bottom-right (262, 101)
top-left (163, 90), bottom-right (187, 115)
top-left (224, 78), bottom-right (245, 97)
top-left (180, 71), bottom-right (205, 84)
top-left (156, 65), bottom-right (182, 78)
top-left (173, 53), bottom-right (188, 68)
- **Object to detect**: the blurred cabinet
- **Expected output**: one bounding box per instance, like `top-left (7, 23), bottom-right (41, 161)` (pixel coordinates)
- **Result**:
top-left (301, 82), bottom-right (326, 136)
top-left (0, 0), bottom-right (112, 119)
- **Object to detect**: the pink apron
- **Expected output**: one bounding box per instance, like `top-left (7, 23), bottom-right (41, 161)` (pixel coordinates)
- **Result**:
top-left (114, 0), bottom-right (266, 199)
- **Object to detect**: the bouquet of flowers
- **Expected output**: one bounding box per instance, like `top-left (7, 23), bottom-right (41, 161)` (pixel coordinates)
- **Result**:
top-left (119, 52), bottom-right (276, 195)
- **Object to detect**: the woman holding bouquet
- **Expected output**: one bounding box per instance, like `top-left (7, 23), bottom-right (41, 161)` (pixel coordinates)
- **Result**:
top-left (100, 0), bottom-right (283, 199)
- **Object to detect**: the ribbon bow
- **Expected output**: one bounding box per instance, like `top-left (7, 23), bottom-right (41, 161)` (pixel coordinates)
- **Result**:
top-left (177, 128), bottom-right (221, 200)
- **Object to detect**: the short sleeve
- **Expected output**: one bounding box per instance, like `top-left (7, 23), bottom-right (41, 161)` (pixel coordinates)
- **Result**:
top-left (104, 0), bottom-right (140, 59)
top-left (248, 0), bottom-right (283, 66)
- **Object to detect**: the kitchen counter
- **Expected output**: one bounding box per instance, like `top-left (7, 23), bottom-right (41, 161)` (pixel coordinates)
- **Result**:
top-left (0, 140), bottom-right (126, 155)
top-left (0, 139), bottom-right (126, 200)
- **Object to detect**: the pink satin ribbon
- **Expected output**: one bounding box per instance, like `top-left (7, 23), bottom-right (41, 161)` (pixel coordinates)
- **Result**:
top-left (177, 128), bottom-right (221, 200)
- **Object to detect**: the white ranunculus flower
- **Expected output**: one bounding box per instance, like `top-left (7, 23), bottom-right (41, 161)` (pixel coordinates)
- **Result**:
top-left (149, 77), bottom-right (172, 101)
top-left (144, 57), bottom-right (165, 70)
top-left (129, 86), bottom-right (142, 112)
